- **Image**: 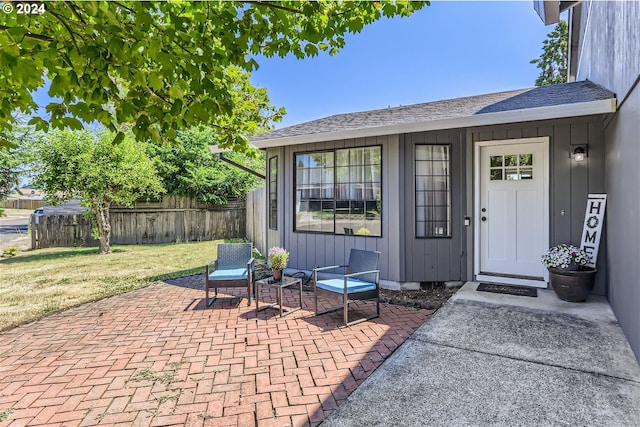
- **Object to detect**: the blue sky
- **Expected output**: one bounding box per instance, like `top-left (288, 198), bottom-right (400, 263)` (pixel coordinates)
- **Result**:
top-left (250, 1), bottom-right (558, 129)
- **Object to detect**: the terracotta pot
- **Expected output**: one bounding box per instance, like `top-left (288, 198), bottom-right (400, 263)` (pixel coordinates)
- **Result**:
top-left (548, 267), bottom-right (597, 302)
top-left (272, 268), bottom-right (282, 281)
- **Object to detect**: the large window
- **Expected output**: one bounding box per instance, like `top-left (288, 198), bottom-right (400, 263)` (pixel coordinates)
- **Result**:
top-left (295, 147), bottom-right (381, 236)
top-left (415, 145), bottom-right (451, 238)
top-left (268, 156), bottom-right (278, 230)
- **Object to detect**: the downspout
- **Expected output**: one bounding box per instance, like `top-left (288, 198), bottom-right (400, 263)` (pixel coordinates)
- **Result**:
top-left (217, 153), bottom-right (266, 180)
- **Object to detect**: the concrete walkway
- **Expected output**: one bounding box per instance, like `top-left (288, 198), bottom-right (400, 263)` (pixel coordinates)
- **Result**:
top-left (0, 275), bottom-right (431, 426)
top-left (323, 282), bottom-right (640, 426)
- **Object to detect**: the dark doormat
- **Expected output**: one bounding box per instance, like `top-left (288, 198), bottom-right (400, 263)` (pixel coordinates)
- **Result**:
top-left (476, 283), bottom-right (538, 297)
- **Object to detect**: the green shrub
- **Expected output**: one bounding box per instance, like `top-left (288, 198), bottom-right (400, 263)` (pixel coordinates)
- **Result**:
top-left (2, 247), bottom-right (18, 257)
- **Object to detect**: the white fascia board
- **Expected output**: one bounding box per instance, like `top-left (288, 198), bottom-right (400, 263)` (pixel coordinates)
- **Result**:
top-left (253, 98), bottom-right (616, 148)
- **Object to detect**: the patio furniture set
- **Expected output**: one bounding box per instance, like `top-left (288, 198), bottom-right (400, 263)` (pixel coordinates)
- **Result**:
top-left (205, 242), bottom-right (381, 326)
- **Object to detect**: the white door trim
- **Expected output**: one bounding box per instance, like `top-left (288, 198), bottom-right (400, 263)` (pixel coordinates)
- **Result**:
top-left (473, 137), bottom-right (550, 288)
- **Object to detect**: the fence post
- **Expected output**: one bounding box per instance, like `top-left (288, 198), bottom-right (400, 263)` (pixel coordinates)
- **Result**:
top-left (30, 215), bottom-right (37, 249)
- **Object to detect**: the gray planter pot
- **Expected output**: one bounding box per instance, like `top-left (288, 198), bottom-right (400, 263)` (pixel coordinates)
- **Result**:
top-left (548, 267), bottom-right (597, 302)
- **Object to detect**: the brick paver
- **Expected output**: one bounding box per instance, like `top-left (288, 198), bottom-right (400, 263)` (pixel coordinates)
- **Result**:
top-left (0, 275), bottom-right (432, 427)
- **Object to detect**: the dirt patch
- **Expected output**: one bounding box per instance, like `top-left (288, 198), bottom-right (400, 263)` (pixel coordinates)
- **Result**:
top-left (379, 285), bottom-right (458, 310)
top-left (255, 261), bottom-right (458, 311)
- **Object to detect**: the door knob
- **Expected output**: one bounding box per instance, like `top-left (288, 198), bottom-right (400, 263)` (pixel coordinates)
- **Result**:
top-left (481, 208), bottom-right (486, 212)
top-left (481, 216), bottom-right (487, 222)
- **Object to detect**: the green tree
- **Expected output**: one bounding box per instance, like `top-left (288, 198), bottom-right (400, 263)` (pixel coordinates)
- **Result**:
top-left (0, 121), bottom-right (34, 199)
top-left (0, 1), bottom-right (427, 149)
top-left (149, 127), bottom-right (264, 205)
top-left (530, 20), bottom-right (568, 86)
top-left (0, 143), bottom-right (21, 199)
top-left (33, 129), bottom-right (164, 254)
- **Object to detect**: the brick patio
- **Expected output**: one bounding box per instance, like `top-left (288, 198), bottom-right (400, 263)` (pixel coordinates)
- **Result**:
top-left (0, 275), bottom-right (432, 427)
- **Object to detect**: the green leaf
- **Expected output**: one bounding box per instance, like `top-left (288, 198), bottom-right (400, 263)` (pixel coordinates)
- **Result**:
top-left (61, 117), bottom-right (84, 130)
top-left (28, 116), bottom-right (49, 132)
top-left (304, 44), bottom-right (319, 56)
top-left (169, 85), bottom-right (183, 99)
top-left (0, 138), bottom-right (16, 149)
top-left (112, 132), bottom-right (125, 145)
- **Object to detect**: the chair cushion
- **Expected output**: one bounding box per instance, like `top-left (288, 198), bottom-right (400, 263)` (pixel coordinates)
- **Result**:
top-left (316, 278), bottom-right (376, 293)
top-left (208, 268), bottom-right (248, 281)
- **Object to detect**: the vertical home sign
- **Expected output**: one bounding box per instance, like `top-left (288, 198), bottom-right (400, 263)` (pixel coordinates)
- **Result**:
top-left (580, 194), bottom-right (607, 268)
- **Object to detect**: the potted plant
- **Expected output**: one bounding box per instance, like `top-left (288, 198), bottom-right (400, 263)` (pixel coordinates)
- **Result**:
top-left (268, 246), bottom-right (289, 281)
top-left (541, 244), bottom-right (596, 302)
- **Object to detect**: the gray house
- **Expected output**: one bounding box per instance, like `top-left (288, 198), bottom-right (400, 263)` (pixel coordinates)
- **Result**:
top-left (253, 81), bottom-right (615, 294)
top-left (253, 0), bottom-right (640, 362)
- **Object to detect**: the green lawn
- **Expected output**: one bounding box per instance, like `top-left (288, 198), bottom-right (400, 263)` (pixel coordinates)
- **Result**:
top-left (0, 241), bottom-right (225, 331)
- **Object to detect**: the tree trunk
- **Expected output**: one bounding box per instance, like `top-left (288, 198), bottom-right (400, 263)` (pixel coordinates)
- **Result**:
top-left (93, 201), bottom-right (112, 254)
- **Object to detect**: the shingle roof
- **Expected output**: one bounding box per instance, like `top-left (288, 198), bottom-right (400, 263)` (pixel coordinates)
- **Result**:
top-left (252, 80), bottom-right (614, 143)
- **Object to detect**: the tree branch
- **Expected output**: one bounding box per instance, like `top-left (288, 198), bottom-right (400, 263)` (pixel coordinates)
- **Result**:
top-left (111, 1), bottom-right (135, 13)
top-left (241, 1), bottom-right (305, 15)
top-left (0, 26), bottom-right (56, 42)
top-left (64, 1), bottom-right (87, 26)
top-left (146, 86), bottom-right (172, 106)
top-left (47, 10), bottom-right (82, 54)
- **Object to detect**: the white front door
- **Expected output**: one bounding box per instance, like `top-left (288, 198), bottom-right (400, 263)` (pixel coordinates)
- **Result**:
top-left (475, 138), bottom-right (549, 287)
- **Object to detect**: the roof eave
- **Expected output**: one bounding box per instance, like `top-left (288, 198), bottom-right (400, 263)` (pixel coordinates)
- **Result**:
top-left (253, 98), bottom-right (616, 148)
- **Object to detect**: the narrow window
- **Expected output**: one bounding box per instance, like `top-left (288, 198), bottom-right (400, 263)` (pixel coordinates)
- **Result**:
top-left (415, 145), bottom-right (451, 238)
top-left (268, 156), bottom-right (278, 230)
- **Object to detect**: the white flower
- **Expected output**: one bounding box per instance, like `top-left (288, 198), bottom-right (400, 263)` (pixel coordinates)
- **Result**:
top-left (541, 244), bottom-right (592, 269)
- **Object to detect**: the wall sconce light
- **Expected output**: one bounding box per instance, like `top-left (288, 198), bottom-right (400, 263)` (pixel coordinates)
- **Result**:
top-left (572, 145), bottom-right (587, 162)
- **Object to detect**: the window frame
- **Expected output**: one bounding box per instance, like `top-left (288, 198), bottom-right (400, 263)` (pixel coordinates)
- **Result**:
top-left (293, 145), bottom-right (383, 237)
top-left (414, 143), bottom-right (452, 239)
top-left (268, 155), bottom-right (278, 230)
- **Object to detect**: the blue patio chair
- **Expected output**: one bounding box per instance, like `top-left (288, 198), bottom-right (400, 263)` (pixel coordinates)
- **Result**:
top-left (205, 243), bottom-right (254, 307)
top-left (313, 249), bottom-right (381, 326)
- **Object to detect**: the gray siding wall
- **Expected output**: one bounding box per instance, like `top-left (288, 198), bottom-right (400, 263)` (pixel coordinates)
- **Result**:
top-left (278, 135), bottom-right (402, 281)
top-left (575, 1), bottom-right (640, 104)
top-left (603, 87), bottom-right (640, 362)
top-left (402, 130), bottom-right (466, 282)
top-left (575, 0), bottom-right (640, 360)
top-left (470, 117), bottom-right (607, 295)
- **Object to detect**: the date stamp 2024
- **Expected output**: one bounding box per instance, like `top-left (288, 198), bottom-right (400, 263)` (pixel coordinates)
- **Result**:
top-left (3, 2), bottom-right (47, 15)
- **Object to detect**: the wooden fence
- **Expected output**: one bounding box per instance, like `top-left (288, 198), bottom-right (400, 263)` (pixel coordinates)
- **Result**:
top-left (32, 214), bottom-right (96, 249)
top-left (31, 196), bottom-right (246, 249)
top-left (1, 199), bottom-right (43, 210)
top-left (246, 187), bottom-right (266, 256)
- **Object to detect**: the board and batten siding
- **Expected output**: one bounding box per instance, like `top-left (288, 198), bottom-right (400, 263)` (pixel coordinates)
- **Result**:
top-left (402, 130), bottom-right (466, 283)
top-left (469, 116), bottom-right (607, 295)
top-left (272, 135), bottom-right (402, 283)
top-left (573, 0), bottom-right (640, 360)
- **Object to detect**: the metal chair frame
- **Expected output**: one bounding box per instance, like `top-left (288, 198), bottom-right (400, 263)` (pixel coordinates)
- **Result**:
top-left (313, 249), bottom-right (381, 326)
top-left (205, 243), bottom-right (254, 307)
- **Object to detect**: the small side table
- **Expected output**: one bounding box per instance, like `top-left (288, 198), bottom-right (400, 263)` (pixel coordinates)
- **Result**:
top-left (255, 276), bottom-right (303, 317)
